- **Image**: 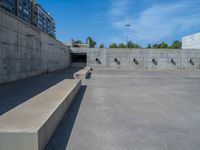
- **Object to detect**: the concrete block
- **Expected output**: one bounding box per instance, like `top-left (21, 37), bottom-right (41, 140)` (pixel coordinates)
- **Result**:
top-left (0, 9), bottom-right (2, 26)
top-left (5, 44), bottom-right (18, 59)
top-left (17, 21), bottom-right (29, 35)
top-left (17, 33), bottom-right (27, 48)
top-left (0, 59), bottom-right (3, 75)
top-left (15, 61), bottom-right (21, 73)
top-left (130, 57), bottom-right (144, 69)
top-left (6, 59), bottom-right (16, 74)
top-left (0, 75), bottom-right (3, 84)
top-left (74, 67), bottom-right (91, 80)
top-left (0, 79), bottom-right (81, 150)
top-left (2, 74), bottom-right (9, 83)
top-left (2, 12), bottom-right (17, 31)
top-left (168, 56), bottom-right (179, 69)
top-left (3, 28), bottom-right (18, 46)
top-left (0, 27), bottom-right (3, 45)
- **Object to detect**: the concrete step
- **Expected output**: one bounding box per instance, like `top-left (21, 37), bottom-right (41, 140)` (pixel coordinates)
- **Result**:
top-left (0, 79), bottom-right (81, 150)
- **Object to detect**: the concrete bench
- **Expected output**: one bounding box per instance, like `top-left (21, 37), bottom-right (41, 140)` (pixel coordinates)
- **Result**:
top-left (73, 67), bottom-right (92, 80)
top-left (0, 79), bottom-right (81, 150)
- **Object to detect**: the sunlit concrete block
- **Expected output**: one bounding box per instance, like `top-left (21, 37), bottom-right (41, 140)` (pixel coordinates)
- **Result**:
top-left (0, 79), bottom-right (81, 150)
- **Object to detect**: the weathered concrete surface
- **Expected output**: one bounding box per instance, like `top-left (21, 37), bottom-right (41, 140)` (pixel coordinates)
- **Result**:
top-left (46, 70), bottom-right (200, 150)
top-left (0, 68), bottom-right (81, 116)
top-left (0, 8), bottom-right (70, 84)
top-left (0, 69), bottom-right (82, 150)
top-left (74, 67), bottom-right (91, 80)
top-left (70, 62), bottom-right (87, 68)
top-left (71, 48), bottom-right (200, 70)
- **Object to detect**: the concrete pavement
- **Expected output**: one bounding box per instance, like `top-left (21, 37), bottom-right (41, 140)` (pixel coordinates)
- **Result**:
top-left (46, 70), bottom-right (200, 150)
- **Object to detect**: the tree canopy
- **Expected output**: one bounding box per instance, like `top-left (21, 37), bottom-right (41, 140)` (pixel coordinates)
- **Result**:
top-left (150, 40), bottom-right (182, 49)
top-left (118, 43), bottom-right (127, 48)
top-left (99, 43), bottom-right (105, 48)
top-left (159, 42), bottom-right (168, 48)
top-left (170, 40), bottom-right (182, 49)
top-left (146, 44), bottom-right (152, 49)
top-left (109, 43), bottom-right (118, 48)
top-left (86, 37), bottom-right (96, 48)
top-left (109, 41), bottom-right (142, 49)
top-left (75, 40), bottom-right (83, 44)
top-left (74, 37), bottom-right (182, 49)
top-left (127, 41), bottom-right (142, 48)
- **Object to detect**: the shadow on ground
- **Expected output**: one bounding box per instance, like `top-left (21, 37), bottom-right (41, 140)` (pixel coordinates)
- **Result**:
top-left (86, 72), bottom-right (92, 79)
top-left (45, 86), bottom-right (87, 150)
top-left (0, 68), bottom-right (81, 115)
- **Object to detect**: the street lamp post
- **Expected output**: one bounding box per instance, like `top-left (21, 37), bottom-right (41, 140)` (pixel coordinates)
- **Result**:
top-left (125, 24), bottom-right (131, 48)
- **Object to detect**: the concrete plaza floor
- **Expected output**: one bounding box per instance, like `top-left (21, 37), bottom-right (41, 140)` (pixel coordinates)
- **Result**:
top-left (45, 70), bottom-right (200, 150)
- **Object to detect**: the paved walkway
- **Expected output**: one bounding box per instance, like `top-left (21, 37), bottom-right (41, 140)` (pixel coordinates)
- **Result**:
top-left (46, 70), bottom-right (200, 150)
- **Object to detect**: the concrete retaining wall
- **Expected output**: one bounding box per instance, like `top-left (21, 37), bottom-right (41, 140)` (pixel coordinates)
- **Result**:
top-left (0, 8), bottom-right (70, 84)
top-left (71, 48), bottom-right (200, 70)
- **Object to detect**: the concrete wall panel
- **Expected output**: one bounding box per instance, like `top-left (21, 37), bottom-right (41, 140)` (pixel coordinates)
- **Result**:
top-left (87, 48), bottom-right (106, 68)
top-left (0, 8), bottom-right (70, 84)
top-left (72, 48), bottom-right (200, 70)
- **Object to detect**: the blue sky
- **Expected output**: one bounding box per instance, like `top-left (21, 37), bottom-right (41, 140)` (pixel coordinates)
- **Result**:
top-left (37, 0), bottom-right (200, 47)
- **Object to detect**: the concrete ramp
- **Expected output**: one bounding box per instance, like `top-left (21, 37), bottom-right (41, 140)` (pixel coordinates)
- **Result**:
top-left (0, 79), bottom-right (81, 150)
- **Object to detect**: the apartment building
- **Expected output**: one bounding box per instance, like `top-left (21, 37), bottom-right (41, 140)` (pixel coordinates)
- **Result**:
top-left (0, 0), bottom-right (16, 15)
top-left (36, 4), bottom-right (55, 37)
top-left (31, 0), bottom-right (38, 27)
top-left (0, 0), bottom-right (56, 37)
top-left (18, 0), bottom-right (31, 23)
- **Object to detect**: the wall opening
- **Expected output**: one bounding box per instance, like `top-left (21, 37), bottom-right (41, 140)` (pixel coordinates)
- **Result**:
top-left (71, 53), bottom-right (87, 68)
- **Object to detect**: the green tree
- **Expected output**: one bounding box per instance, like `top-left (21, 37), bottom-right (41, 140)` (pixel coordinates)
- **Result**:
top-left (127, 41), bottom-right (142, 48)
top-left (99, 43), bottom-right (105, 48)
top-left (86, 37), bottom-right (96, 48)
top-left (159, 42), bottom-right (168, 48)
top-left (75, 40), bottom-right (83, 44)
top-left (118, 43), bottom-right (127, 48)
top-left (152, 44), bottom-right (159, 48)
top-left (146, 44), bottom-right (152, 49)
top-left (109, 43), bottom-right (118, 48)
top-left (170, 40), bottom-right (182, 49)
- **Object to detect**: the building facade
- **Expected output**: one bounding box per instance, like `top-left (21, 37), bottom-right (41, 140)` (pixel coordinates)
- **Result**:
top-left (0, 0), bottom-right (16, 15)
top-left (182, 33), bottom-right (200, 49)
top-left (0, 0), bottom-right (56, 37)
top-left (18, 0), bottom-right (31, 23)
top-left (31, 0), bottom-right (38, 27)
top-left (36, 4), bottom-right (55, 37)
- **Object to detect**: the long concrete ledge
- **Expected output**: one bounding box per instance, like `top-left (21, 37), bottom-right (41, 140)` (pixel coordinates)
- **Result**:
top-left (0, 79), bottom-right (81, 150)
top-left (74, 67), bottom-right (92, 80)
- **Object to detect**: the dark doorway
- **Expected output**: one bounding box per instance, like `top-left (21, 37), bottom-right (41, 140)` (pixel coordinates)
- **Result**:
top-left (71, 53), bottom-right (87, 63)
top-left (71, 53), bottom-right (87, 68)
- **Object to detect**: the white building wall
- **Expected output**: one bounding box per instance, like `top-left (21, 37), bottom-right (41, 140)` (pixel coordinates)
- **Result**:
top-left (182, 33), bottom-right (200, 49)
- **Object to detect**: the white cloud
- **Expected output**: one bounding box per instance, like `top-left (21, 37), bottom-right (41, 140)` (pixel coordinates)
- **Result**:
top-left (108, 1), bottom-right (200, 45)
top-left (109, 0), bottom-right (130, 17)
